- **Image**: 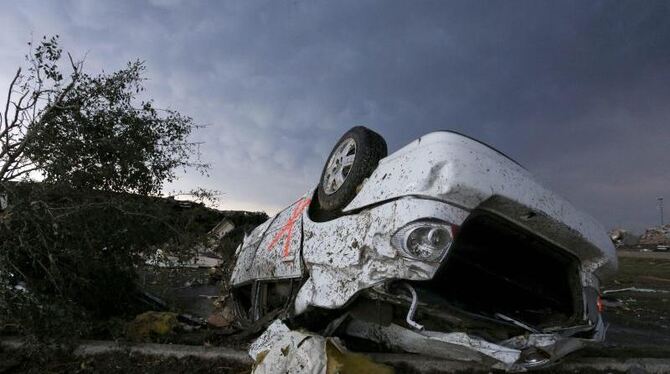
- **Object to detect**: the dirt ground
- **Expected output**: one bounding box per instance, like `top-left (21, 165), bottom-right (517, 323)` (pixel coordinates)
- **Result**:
top-left (596, 251), bottom-right (670, 353)
top-left (0, 350), bottom-right (250, 374)
top-left (2, 251), bottom-right (670, 373)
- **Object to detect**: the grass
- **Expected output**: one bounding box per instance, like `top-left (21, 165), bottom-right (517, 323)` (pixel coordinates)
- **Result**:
top-left (594, 253), bottom-right (670, 355)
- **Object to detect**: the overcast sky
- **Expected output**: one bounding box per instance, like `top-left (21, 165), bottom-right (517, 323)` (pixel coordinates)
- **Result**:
top-left (1, 0), bottom-right (668, 232)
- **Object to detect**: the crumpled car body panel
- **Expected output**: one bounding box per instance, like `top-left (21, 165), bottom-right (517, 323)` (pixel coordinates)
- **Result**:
top-left (344, 131), bottom-right (616, 278)
top-left (230, 198), bottom-right (309, 285)
top-left (296, 196), bottom-right (469, 313)
top-left (230, 130), bottom-right (617, 370)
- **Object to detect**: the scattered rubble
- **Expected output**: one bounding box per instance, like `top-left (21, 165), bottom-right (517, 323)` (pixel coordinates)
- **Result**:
top-left (249, 320), bottom-right (392, 374)
top-left (639, 225), bottom-right (670, 246)
top-left (135, 211), bottom-right (266, 338)
top-left (145, 250), bottom-right (222, 268)
top-left (206, 298), bottom-right (237, 329)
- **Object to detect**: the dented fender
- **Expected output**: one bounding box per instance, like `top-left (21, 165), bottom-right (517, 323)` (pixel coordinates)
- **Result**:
top-left (295, 196), bottom-right (468, 314)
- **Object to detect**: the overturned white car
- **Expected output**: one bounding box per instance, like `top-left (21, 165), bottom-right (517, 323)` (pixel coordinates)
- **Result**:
top-left (230, 127), bottom-right (617, 370)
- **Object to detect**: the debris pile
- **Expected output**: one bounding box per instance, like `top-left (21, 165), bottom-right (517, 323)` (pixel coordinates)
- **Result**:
top-left (639, 224), bottom-right (670, 246)
top-left (136, 213), bottom-right (268, 339)
top-left (249, 320), bottom-right (392, 374)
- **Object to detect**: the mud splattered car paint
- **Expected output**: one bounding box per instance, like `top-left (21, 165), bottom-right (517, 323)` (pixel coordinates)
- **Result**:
top-left (230, 127), bottom-right (617, 370)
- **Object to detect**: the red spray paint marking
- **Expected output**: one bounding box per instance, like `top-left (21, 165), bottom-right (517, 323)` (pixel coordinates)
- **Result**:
top-left (267, 198), bottom-right (311, 258)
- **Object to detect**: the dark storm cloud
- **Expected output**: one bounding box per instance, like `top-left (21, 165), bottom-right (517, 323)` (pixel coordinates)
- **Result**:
top-left (2, 0), bottom-right (668, 230)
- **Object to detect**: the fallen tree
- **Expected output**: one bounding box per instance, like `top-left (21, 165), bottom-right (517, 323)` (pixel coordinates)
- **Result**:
top-left (0, 183), bottom-right (225, 338)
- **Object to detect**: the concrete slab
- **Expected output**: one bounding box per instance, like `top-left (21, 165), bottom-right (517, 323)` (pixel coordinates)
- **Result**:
top-left (4, 338), bottom-right (670, 373)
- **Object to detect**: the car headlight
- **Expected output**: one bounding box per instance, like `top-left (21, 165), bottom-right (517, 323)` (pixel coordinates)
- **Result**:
top-left (391, 220), bottom-right (454, 262)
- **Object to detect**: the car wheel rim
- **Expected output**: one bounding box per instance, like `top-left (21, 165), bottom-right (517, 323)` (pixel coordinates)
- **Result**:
top-left (323, 137), bottom-right (356, 195)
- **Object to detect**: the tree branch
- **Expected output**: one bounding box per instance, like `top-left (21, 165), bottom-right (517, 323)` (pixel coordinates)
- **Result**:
top-left (3, 68), bottom-right (21, 130)
top-left (0, 75), bottom-right (78, 181)
top-left (5, 165), bottom-right (38, 181)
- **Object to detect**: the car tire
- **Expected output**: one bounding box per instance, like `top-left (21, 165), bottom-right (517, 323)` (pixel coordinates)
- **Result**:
top-left (317, 126), bottom-right (387, 212)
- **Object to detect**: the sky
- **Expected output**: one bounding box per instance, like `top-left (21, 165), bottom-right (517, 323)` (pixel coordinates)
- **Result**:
top-left (1, 0), bottom-right (669, 232)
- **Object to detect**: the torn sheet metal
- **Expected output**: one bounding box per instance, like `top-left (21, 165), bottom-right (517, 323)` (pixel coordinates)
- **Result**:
top-left (345, 319), bottom-right (521, 370)
top-left (249, 320), bottom-right (392, 374)
top-left (249, 320), bottom-right (327, 374)
top-left (345, 318), bottom-right (595, 372)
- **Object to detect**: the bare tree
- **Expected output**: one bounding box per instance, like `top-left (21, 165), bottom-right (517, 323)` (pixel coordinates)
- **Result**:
top-left (0, 36), bottom-right (81, 182)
